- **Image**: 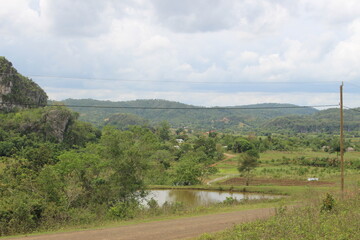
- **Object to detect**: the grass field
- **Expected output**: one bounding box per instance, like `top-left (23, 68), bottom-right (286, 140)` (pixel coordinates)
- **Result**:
top-left (206, 149), bottom-right (360, 199)
top-left (197, 150), bottom-right (360, 240)
top-left (196, 190), bottom-right (360, 240)
top-left (212, 150), bottom-right (360, 181)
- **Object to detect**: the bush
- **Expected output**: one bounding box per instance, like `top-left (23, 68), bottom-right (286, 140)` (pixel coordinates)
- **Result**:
top-left (321, 193), bottom-right (336, 212)
top-left (0, 194), bottom-right (43, 236)
top-left (222, 197), bottom-right (237, 205)
top-left (147, 198), bottom-right (159, 210)
top-left (108, 200), bottom-right (140, 220)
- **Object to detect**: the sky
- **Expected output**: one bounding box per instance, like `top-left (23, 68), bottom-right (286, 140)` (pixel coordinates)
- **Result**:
top-left (1, 0), bottom-right (360, 107)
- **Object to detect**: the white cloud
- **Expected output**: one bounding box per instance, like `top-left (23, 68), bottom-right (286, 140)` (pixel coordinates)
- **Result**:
top-left (40, 0), bottom-right (119, 37)
top-left (299, 0), bottom-right (360, 24)
top-left (150, 0), bottom-right (290, 34)
top-left (1, 0), bottom-right (360, 107)
top-left (324, 20), bottom-right (360, 80)
top-left (137, 35), bottom-right (171, 54)
top-left (0, 0), bottom-right (45, 38)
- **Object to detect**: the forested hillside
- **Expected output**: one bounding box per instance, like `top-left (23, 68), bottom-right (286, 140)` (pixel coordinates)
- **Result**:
top-left (56, 99), bottom-right (360, 135)
top-left (265, 108), bottom-right (360, 134)
top-left (56, 99), bottom-right (318, 131)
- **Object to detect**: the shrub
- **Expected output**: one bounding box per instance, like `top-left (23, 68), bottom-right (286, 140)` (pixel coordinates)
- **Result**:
top-left (321, 193), bottom-right (336, 212)
top-left (147, 198), bottom-right (159, 210)
top-left (108, 200), bottom-right (140, 220)
top-left (222, 197), bottom-right (237, 205)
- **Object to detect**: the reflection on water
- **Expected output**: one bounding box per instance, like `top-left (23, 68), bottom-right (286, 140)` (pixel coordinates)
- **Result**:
top-left (144, 189), bottom-right (276, 207)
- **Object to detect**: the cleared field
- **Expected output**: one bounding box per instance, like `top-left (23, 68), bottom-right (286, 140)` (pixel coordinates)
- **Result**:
top-left (209, 150), bottom-right (360, 189)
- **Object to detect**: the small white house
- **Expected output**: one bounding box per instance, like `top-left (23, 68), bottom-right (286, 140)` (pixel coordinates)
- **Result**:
top-left (176, 139), bottom-right (184, 144)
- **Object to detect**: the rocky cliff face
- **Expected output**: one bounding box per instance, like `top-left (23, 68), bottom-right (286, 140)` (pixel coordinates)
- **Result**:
top-left (44, 108), bottom-right (73, 142)
top-left (0, 57), bottom-right (48, 112)
top-left (0, 57), bottom-right (75, 142)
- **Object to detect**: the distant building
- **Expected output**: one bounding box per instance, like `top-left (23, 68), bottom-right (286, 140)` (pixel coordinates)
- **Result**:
top-left (346, 147), bottom-right (355, 152)
top-left (307, 178), bottom-right (319, 181)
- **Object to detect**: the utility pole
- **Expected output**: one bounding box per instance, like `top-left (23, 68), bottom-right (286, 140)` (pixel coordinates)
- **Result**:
top-left (340, 82), bottom-right (345, 195)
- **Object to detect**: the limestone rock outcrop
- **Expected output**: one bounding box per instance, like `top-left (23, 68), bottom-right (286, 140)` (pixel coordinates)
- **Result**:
top-left (0, 57), bottom-right (48, 112)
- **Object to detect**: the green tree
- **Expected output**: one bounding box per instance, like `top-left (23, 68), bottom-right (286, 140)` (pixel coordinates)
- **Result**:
top-left (99, 126), bottom-right (156, 203)
top-left (173, 152), bottom-right (205, 185)
top-left (238, 149), bottom-right (259, 186)
top-left (232, 138), bottom-right (254, 153)
top-left (63, 121), bottom-right (101, 148)
top-left (175, 127), bottom-right (184, 135)
top-left (156, 121), bottom-right (171, 141)
top-left (146, 150), bottom-right (174, 185)
top-left (193, 136), bottom-right (219, 161)
top-left (54, 149), bottom-right (105, 208)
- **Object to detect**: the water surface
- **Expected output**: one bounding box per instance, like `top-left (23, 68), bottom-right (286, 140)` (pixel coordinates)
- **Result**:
top-left (144, 189), bottom-right (276, 207)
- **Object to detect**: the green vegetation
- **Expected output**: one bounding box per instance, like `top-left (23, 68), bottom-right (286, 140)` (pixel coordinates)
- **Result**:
top-left (2, 58), bottom-right (360, 239)
top-left (2, 105), bottom-right (359, 237)
top-left (51, 98), bottom-right (360, 135)
top-left (0, 102), bottom-right (229, 236)
top-left (197, 192), bottom-right (360, 240)
top-left (54, 99), bottom-right (319, 132)
top-left (265, 108), bottom-right (360, 133)
top-left (2, 103), bottom-right (359, 236)
top-left (104, 113), bottom-right (149, 130)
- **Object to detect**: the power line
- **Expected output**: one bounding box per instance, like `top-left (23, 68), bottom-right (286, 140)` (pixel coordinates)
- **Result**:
top-left (12, 102), bottom-right (339, 110)
top-left (56, 104), bottom-right (339, 110)
top-left (344, 106), bottom-right (360, 113)
top-left (0, 72), bottom-right (342, 85)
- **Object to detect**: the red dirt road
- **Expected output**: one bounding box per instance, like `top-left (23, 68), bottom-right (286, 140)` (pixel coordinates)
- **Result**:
top-left (10, 208), bottom-right (275, 240)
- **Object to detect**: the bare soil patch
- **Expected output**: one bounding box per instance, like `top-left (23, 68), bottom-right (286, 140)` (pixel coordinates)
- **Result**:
top-left (223, 177), bottom-right (335, 186)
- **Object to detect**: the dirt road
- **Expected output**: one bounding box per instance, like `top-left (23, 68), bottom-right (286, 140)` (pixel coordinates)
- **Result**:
top-left (10, 207), bottom-right (274, 240)
top-left (209, 153), bottom-right (236, 168)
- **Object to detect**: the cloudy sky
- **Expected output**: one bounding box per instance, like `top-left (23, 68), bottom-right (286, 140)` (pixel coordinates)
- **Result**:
top-left (1, 0), bottom-right (360, 107)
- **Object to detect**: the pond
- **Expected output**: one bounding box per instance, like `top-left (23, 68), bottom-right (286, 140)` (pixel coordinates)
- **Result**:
top-left (143, 189), bottom-right (278, 207)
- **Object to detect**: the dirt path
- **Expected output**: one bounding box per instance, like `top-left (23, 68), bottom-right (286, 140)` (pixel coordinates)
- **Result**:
top-left (10, 208), bottom-right (275, 240)
top-left (209, 153), bottom-right (236, 168)
top-left (206, 153), bottom-right (237, 185)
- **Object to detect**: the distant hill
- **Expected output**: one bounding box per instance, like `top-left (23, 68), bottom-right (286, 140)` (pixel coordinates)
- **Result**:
top-left (54, 99), bottom-right (318, 131)
top-left (265, 108), bottom-right (360, 134)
